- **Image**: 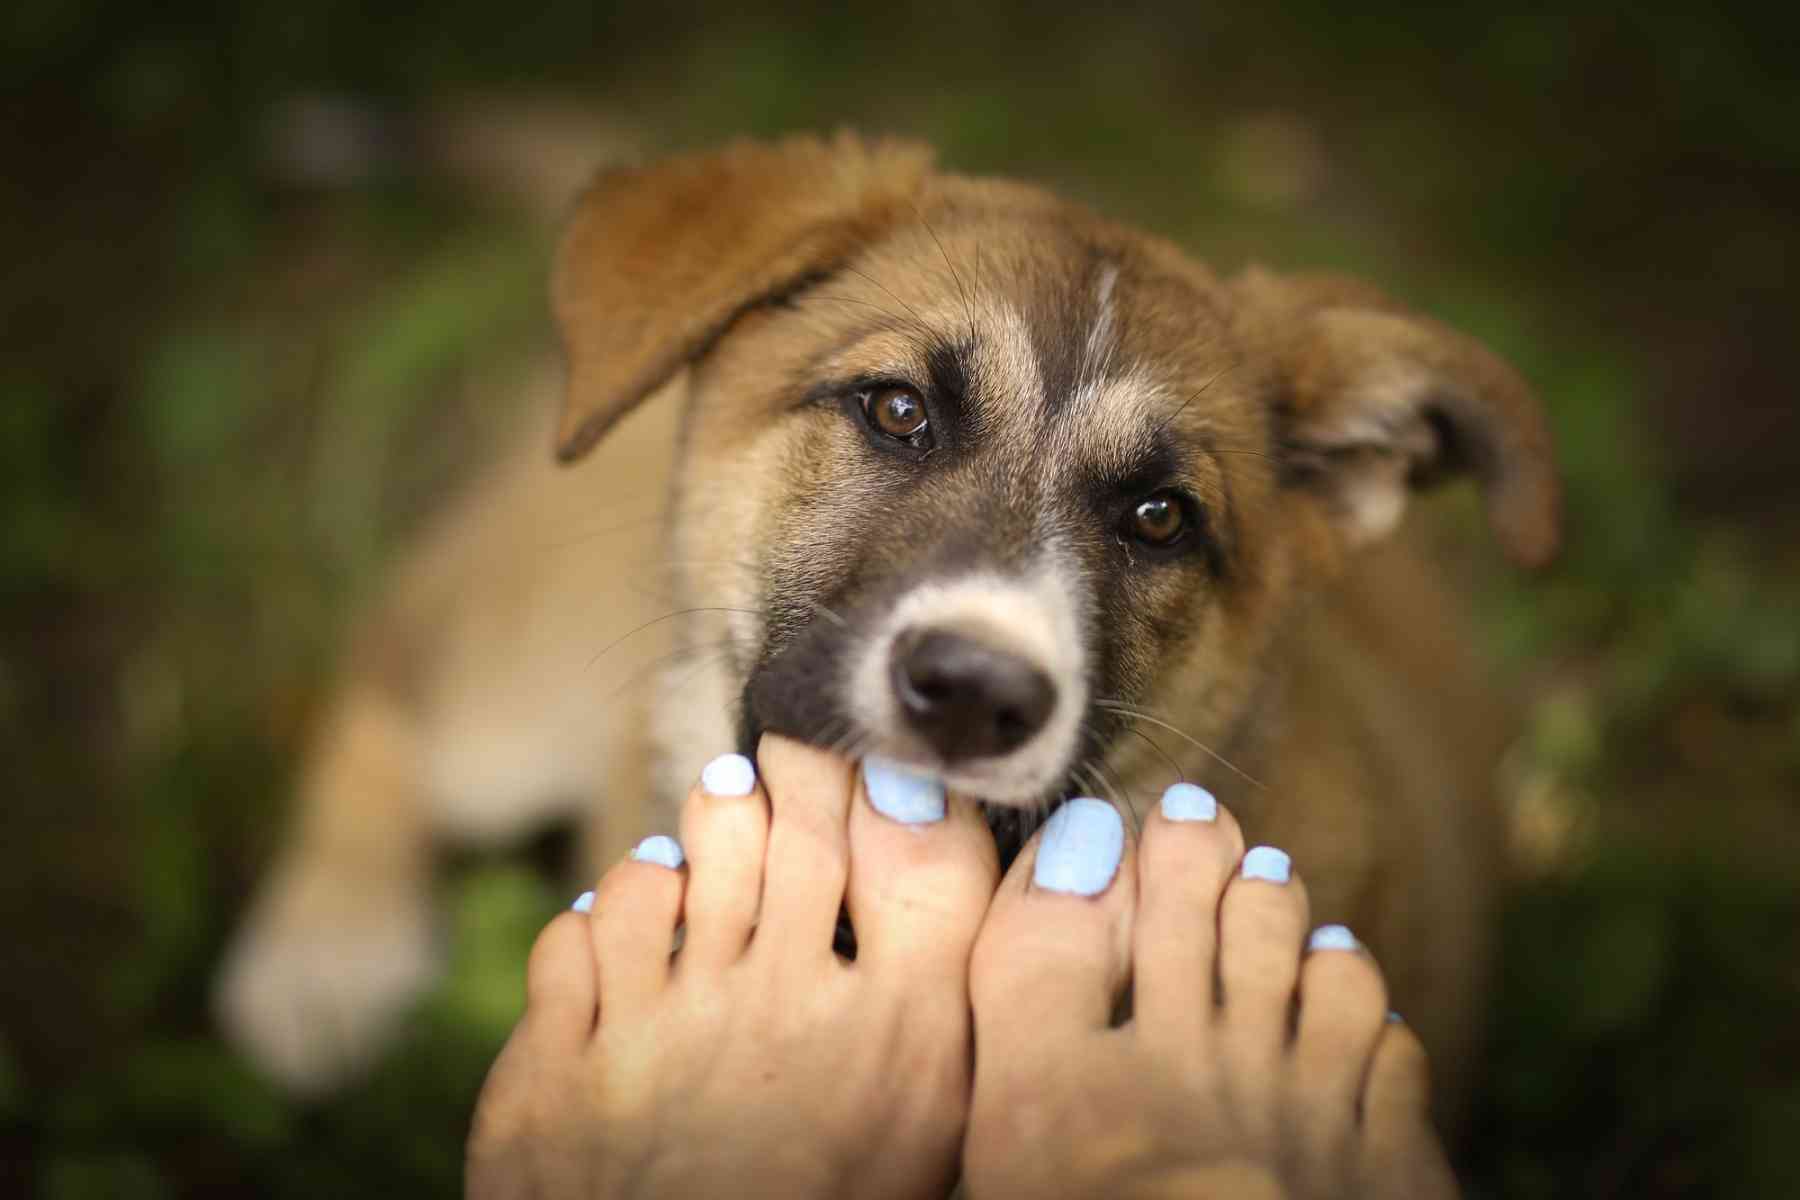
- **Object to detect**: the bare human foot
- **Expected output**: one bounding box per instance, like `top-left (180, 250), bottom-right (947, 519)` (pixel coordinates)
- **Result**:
top-left (465, 735), bottom-right (999, 1199)
top-left (963, 786), bottom-right (1460, 1200)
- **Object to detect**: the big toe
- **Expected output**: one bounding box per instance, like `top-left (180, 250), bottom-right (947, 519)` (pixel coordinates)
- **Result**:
top-left (845, 756), bottom-right (999, 986)
top-left (970, 798), bottom-right (1135, 1062)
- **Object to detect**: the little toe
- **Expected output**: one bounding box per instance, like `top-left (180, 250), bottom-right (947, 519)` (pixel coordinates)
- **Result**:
top-left (1131, 783), bottom-right (1247, 1044)
top-left (752, 734), bottom-right (857, 964)
top-left (1215, 846), bottom-right (1311, 1076)
top-left (1358, 1018), bottom-right (1460, 1198)
top-left (678, 752), bottom-right (770, 968)
top-left (1360, 1016), bottom-right (1436, 1146)
top-left (589, 837), bottom-right (687, 1020)
top-left (466, 905), bottom-right (596, 1188)
top-left (1287, 926), bottom-right (1389, 1165)
top-left (845, 755), bottom-right (1000, 984)
top-left (970, 798), bottom-right (1135, 1060)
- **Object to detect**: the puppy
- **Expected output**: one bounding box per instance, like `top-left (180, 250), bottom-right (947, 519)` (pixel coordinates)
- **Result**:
top-left (216, 133), bottom-right (1559, 1110)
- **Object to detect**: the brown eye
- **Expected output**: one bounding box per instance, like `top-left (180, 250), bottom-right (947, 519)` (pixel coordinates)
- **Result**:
top-left (867, 386), bottom-right (928, 440)
top-left (1130, 494), bottom-right (1185, 545)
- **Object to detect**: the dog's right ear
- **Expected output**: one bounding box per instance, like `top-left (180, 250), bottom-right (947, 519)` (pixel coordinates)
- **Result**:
top-left (550, 132), bottom-right (935, 461)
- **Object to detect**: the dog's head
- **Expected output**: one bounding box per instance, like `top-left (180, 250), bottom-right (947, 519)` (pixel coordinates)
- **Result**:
top-left (553, 134), bottom-right (1559, 813)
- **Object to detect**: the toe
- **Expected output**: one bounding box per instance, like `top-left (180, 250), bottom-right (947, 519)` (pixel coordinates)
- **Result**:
top-left (524, 907), bottom-right (600, 1041)
top-left (589, 838), bottom-right (687, 1020)
top-left (752, 734), bottom-right (857, 965)
top-left (1215, 845), bottom-right (1311, 1079)
top-left (1130, 783), bottom-right (1246, 1045)
top-left (1360, 1016), bottom-right (1434, 1140)
top-left (467, 905), bottom-right (598, 1185)
top-left (1287, 926), bottom-right (1389, 1167)
top-left (845, 756), bottom-right (1000, 985)
top-left (678, 752), bottom-right (771, 968)
top-left (1358, 1019), bottom-right (1460, 1198)
top-left (970, 798), bottom-right (1135, 1061)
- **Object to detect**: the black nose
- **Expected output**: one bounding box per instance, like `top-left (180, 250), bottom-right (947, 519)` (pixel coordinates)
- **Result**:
top-left (889, 628), bottom-right (1056, 762)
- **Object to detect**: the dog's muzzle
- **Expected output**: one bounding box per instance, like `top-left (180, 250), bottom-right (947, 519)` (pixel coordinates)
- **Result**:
top-left (888, 626), bottom-right (1056, 762)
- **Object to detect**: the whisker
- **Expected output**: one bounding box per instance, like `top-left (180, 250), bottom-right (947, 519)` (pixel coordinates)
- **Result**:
top-left (802, 293), bottom-right (919, 327)
top-left (586, 606), bottom-right (763, 670)
top-left (1093, 700), bottom-right (1266, 791)
top-left (530, 509), bottom-right (670, 553)
top-left (1153, 365), bottom-right (1238, 442)
top-left (1123, 724), bottom-right (1186, 788)
top-left (583, 634), bottom-right (751, 721)
top-left (841, 265), bottom-right (931, 333)
top-left (799, 597), bottom-right (849, 629)
top-left (910, 200), bottom-right (975, 348)
top-left (1086, 753), bottom-right (1140, 841)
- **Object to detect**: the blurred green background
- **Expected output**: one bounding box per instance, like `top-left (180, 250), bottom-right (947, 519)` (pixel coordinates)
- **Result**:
top-left (4, 3), bottom-right (1798, 1197)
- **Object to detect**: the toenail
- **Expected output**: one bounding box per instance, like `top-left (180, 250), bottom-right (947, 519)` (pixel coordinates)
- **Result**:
top-left (571, 890), bottom-right (595, 913)
top-left (700, 753), bottom-right (756, 796)
top-left (1241, 845), bottom-right (1291, 884)
top-left (630, 835), bottom-right (686, 869)
top-left (1307, 924), bottom-right (1358, 952)
top-left (1160, 781), bottom-right (1218, 822)
top-left (1033, 798), bottom-right (1125, 896)
top-left (862, 755), bottom-right (946, 824)
top-left (1387, 1010), bottom-right (1404, 1023)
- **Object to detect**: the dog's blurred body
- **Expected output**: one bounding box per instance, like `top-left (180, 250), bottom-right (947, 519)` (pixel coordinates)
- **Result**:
top-left (216, 135), bottom-right (1556, 1116)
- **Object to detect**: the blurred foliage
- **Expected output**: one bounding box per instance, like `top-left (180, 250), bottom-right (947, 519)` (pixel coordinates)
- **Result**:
top-left (4, 3), bottom-right (1798, 1198)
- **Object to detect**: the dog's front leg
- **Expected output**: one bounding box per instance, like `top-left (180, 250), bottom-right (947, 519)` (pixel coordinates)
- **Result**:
top-left (214, 682), bottom-right (439, 1094)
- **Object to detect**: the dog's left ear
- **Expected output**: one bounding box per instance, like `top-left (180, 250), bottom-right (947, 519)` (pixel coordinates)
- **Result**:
top-left (1234, 268), bottom-right (1561, 569)
top-left (551, 132), bottom-right (935, 461)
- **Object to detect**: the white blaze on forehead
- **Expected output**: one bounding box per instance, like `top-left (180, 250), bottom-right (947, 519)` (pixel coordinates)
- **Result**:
top-left (1084, 262), bottom-right (1120, 383)
top-left (1057, 364), bottom-right (1173, 477)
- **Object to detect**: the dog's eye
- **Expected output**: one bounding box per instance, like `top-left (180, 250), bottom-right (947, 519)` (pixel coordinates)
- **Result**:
top-left (865, 386), bottom-right (930, 441)
top-left (1128, 494), bottom-right (1186, 546)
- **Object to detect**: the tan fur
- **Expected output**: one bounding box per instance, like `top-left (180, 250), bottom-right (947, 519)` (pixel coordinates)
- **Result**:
top-left (216, 135), bottom-right (1557, 1116)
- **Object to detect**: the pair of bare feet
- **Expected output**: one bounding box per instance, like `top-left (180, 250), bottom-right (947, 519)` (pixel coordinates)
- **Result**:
top-left (466, 736), bottom-right (1458, 1199)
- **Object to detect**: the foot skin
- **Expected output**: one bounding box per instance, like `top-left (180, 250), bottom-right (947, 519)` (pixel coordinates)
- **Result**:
top-left (466, 736), bottom-right (1000, 1200)
top-left (964, 785), bottom-right (1460, 1200)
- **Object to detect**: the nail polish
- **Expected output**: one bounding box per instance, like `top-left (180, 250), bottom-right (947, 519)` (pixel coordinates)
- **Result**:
top-left (700, 753), bottom-right (756, 797)
top-left (1241, 845), bottom-right (1291, 884)
top-left (1033, 798), bottom-right (1125, 896)
top-left (863, 755), bottom-right (946, 824)
top-left (1160, 781), bottom-right (1218, 822)
top-left (630, 835), bottom-right (685, 869)
top-left (1308, 924), bottom-right (1358, 952)
top-left (571, 890), bottom-right (595, 913)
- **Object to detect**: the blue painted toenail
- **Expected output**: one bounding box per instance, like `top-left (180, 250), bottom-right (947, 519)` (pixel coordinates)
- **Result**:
top-left (700, 753), bottom-right (756, 796)
top-left (1241, 845), bottom-right (1291, 884)
top-left (863, 756), bottom-right (946, 824)
top-left (630, 835), bottom-right (685, 869)
top-left (1160, 782), bottom-right (1218, 822)
top-left (571, 890), bottom-right (595, 913)
top-left (1387, 1010), bottom-right (1404, 1023)
top-left (1033, 798), bottom-right (1125, 896)
top-left (1308, 924), bottom-right (1358, 952)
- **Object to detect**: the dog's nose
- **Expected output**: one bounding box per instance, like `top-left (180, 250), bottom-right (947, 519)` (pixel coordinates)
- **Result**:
top-left (889, 628), bottom-right (1055, 761)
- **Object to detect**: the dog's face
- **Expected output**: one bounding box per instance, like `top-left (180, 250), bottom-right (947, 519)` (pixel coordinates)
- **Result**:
top-left (553, 135), bottom-right (1559, 813)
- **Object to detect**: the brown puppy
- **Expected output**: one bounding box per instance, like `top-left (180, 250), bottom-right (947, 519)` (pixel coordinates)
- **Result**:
top-left (216, 134), bottom-right (1558, 1114)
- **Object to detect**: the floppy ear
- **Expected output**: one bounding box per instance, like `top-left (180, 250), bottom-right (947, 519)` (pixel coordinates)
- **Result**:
top-left (551, 132), bottom-right (935, 461)
top-left (1234, 267), bottom-right (1561, 569)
